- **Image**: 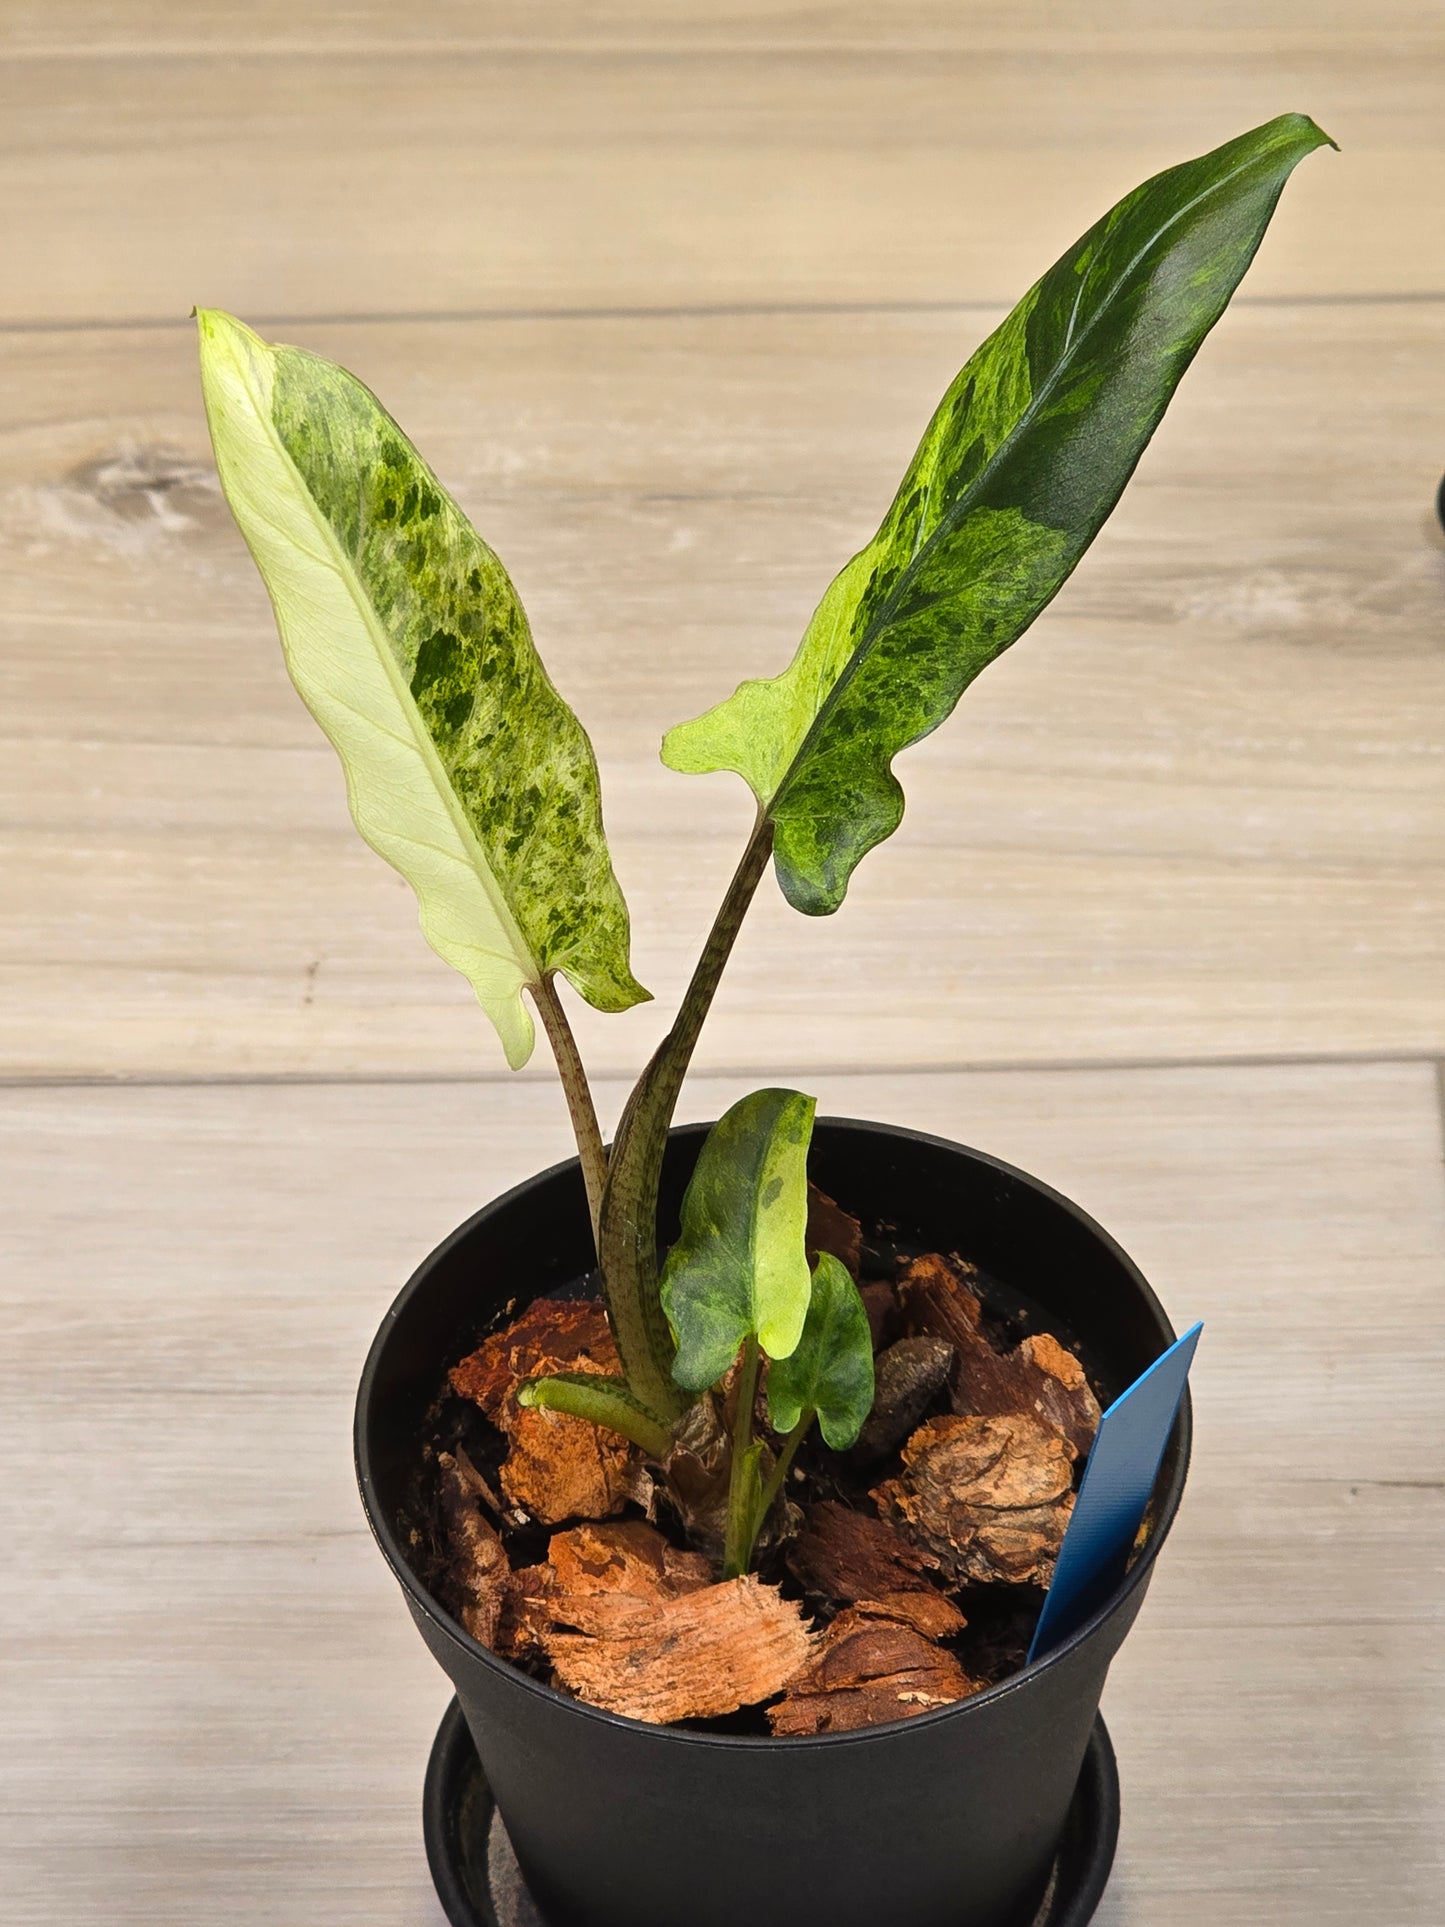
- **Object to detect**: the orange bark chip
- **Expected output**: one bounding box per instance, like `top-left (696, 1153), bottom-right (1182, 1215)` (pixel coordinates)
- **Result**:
top-left (544, 1575), bottom-right (816, 1725)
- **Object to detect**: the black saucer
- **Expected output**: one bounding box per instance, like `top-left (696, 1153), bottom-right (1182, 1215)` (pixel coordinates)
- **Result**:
top-left (422, 1697), bottom-right (1120, 1927)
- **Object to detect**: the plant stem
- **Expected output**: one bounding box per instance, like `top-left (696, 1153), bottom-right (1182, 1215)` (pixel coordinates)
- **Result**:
top-left (599, 812), bottom-right (775, 1418)
top-left (754, 1410), bottom-right (812, 1530)
top-left (519, 1371), bottom-right (673, 1460)
top-left (723, 1335), bottom-right (762, 1579)
top-left (530, 972), bottom-right (608, 1252)
top-left (625, 809), bottom-right (776, 1147)
top-left (722, 1404), bottom-right (814, 1579)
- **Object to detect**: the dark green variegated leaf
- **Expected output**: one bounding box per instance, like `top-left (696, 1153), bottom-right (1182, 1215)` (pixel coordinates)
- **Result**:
top-left (660, 1088), bottom-right (816, 1393)
top-left (663, 114), bottom-right (1333, 913)
top-left (766, 1253), bottom-right (875, 1449)
top-left (197, 310), bottom-right (647, 1067)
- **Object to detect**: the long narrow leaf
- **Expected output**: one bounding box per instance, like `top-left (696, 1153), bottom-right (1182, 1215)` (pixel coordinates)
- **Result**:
top-left (663, 114), bottom-right (1333, 913)
top-left (198, 311), bottom-right (647, 1066)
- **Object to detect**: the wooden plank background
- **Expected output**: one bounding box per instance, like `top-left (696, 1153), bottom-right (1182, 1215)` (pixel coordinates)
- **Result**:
top-left (2, 5), bottom-right (1441, 1924)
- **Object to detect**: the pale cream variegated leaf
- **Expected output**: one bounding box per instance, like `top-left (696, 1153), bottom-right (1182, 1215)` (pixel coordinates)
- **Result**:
top-left (198, 311), bottom-right (647, 1068)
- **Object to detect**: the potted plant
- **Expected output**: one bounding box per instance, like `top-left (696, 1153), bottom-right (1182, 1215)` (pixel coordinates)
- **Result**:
top-left (198, 114), bottom-right (1331, 1927)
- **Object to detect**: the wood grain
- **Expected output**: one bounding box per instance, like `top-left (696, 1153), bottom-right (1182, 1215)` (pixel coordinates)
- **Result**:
top-left (2, 1063), bottom-right (1441, 1924)
top-left (13, 0), bottom-right (1445, 55)
top-left (2, 302), bottom-right (1440, 1078)
top-left (0, 20), bottom-right (1438, 325)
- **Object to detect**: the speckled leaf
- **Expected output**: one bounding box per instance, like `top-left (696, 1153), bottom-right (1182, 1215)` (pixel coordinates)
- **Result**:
top-left (660, 1089), bottom-right (817, 1392)
top-left (663, 114), bottom-right (1333, 913)
top-left (767, 1253), bottom-right (875, 1449)
top-left (197, 310), bottom-right (647, 1068)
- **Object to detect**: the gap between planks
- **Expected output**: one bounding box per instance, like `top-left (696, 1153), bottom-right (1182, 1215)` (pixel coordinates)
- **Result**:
top-left (2, 1047), bottom-right (1442, 1091)
top-left (9, 28), bottom-right (1445, 62)
top-left (3, 288), bottom-right (1445, 338)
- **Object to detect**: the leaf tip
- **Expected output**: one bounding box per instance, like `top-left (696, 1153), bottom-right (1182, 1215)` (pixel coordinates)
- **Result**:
top-left (559, 958), bottom-right (654, 1017)
top-left (194, 306), bottom-right (259, 357)
top-left (774, 849), bottom-right (847, 918)
top-left (659, 716), bottom-right (712, 776)
top-left (494, 993), bottom-right (537, 1071)
top-left (1246, 111), bottom-right (1337, 165)
top-left (195, 309), bottom-right (276, 426)
top-left (1277, 110), bottom-right (1338, 153)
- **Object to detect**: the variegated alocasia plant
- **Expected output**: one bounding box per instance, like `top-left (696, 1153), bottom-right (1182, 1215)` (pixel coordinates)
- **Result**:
top-left (199, 114), bottom-right (1331, 1570)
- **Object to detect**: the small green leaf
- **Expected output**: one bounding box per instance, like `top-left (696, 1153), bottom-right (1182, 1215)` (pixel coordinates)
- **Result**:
top-left (197, 310), bottom-right (648, 1068)
top-left (663, 114), bottom-right (1334, 914)
top-left (660, 1088), bottom-right (817, 1393)
top-left (767, 1253), bottom-right (875, 1449)
top-left (517, 1372), bottom-right (674, 1459)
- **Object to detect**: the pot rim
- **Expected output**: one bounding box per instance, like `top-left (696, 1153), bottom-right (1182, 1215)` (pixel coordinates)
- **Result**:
top-left (355, 1115), bottom-right (1192, 1752)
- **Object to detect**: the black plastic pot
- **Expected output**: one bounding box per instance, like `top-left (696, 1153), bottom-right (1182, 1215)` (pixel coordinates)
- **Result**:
top-left (421, 1695), bottom-right (1122, 1927)
top-left (356, 1120), bottom-right (1191, 1927)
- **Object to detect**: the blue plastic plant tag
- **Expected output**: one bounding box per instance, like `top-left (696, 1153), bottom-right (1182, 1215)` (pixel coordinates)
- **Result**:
top-left (1028, 1320), bottom-right (1202, 1662)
